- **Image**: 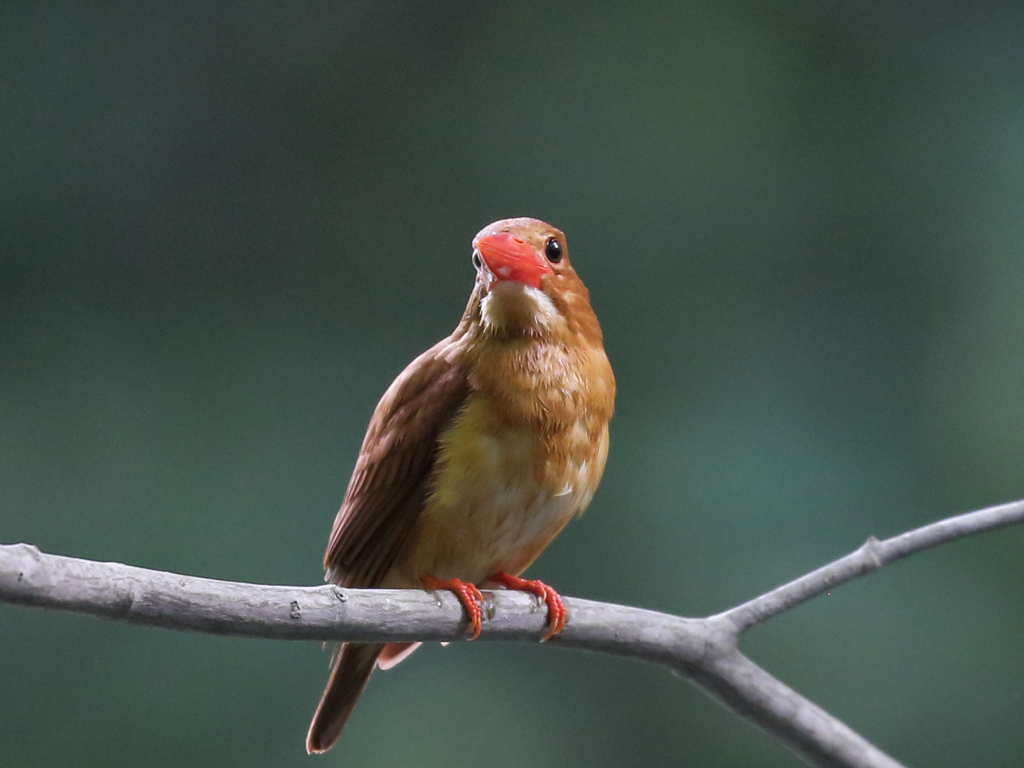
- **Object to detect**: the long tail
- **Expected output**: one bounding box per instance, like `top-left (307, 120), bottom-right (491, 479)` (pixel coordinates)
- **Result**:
top-left (306, 642), bottom-right (384, 754)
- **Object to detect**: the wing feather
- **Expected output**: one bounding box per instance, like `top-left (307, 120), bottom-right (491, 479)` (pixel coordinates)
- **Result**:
top-left (324, 340), bottom-right (470, 588)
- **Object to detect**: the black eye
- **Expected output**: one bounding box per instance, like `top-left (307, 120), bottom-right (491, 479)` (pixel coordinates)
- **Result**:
top-left (544, 237), bottom-right (562, 263)
top-left (472, 251), bottom-right (482, 270)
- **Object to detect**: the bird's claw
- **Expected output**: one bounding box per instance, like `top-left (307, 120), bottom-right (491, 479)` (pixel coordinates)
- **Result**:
top-left (488, 572), bottom-right (566, 641)
top-left (420, 575), bottom-right (485, 640)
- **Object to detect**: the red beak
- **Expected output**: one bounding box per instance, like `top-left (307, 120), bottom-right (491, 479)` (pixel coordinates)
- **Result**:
top-left (473, 232), bottom-right (553, 289)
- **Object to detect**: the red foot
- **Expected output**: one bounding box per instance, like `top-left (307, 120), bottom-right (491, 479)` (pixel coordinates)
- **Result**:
top-left (420, 575), bottom-right (485, 640)
top-left (489, 572), bottom-right (566, 641)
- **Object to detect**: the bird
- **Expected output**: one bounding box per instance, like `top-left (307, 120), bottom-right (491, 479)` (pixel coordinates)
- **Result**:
top-left (306, 217), bottom-right (616, 753)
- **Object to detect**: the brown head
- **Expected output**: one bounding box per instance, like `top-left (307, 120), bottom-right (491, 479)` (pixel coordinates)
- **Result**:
top-left (463, 217), bottom-right (604, 346)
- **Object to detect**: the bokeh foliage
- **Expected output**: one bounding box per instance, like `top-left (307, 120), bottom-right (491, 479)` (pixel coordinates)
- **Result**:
top-left (3, 2), bottom-right (1024, 766)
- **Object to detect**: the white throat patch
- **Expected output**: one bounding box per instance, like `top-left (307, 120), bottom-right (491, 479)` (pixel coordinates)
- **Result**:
top-left (480, 282), bottom-right (561, 333)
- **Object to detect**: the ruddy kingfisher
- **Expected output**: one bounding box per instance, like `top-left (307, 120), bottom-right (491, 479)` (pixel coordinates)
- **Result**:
top-left (306, 217), bottom-right (616, 753)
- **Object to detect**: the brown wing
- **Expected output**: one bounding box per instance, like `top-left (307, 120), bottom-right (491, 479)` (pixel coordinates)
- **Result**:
top-left (324, 339), bottom-right (470, 588)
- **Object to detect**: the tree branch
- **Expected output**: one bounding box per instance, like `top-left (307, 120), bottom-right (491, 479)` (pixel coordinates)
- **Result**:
top-left (716, 497), bottom-right (1024, 632)
top-left (4, 498), bottom-right (1023, 768)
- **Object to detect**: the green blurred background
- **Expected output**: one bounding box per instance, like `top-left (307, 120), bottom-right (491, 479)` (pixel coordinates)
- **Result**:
top-left (3, 1), bottom-right (1024, 766)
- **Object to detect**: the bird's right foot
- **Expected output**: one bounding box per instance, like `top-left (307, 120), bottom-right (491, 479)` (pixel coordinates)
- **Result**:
top-left (419, 575), bottom-right (485, 640)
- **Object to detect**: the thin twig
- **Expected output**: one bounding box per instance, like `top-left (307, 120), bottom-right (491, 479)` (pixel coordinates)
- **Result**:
top-left (715, 497), bottom-right (1024, 632)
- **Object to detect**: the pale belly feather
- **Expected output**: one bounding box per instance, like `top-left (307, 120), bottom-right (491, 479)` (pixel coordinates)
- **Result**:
top-left (382, 396), bottom-right (606, 588)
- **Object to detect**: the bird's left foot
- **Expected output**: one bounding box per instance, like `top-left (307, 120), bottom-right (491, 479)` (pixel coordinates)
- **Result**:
top-left (488, 573), bottom-right (566, 641)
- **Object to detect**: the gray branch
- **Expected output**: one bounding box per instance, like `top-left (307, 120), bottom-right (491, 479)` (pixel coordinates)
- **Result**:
top-left (715, 497), bottom-right (1024, 632)
top-left (4, 498), bottom-right (1024, 768)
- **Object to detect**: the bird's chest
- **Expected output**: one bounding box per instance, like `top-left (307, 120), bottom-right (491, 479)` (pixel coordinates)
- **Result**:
top-left (400, 345), bottom-right (604, 582)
